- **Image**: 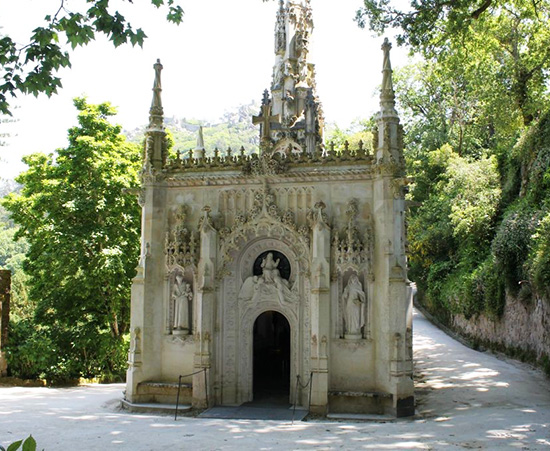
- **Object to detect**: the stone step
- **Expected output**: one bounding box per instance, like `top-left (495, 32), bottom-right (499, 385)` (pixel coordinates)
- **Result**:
top-left (328, 390), bottom-right (393, 415)
top-left (134, 380), bottom-right (192, 404)
top-left (327, 413), bottom-right (396, 422)
top-left (121, 399), bottom-right (192, 415)
top-left (328, 390), bottom-right (392, 399)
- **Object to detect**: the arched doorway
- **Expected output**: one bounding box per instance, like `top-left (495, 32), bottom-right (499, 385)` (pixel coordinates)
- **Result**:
top-left (253, 311), bottom-right (291, 402)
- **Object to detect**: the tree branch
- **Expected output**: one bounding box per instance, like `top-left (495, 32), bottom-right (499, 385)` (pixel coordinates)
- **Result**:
top-left (471, 0), bottom-right (493, 19)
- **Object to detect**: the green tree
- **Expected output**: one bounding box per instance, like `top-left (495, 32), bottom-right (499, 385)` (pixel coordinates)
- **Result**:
top-left (0, 1), bottom-right (184, 115)
top-left (324, 118), bottom-right (375, 152)
top-left (3, 97), bottom-right (141, 381)
top-left (357, 0), bottom-right (550, 126)
top-left (408, 145), bottom-right (502, 317)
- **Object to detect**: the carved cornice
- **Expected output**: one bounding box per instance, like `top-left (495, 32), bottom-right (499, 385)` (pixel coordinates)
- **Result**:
top-left (161, 165), bottom-right (375, 187)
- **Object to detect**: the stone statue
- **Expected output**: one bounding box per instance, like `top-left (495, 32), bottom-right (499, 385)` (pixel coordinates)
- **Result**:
top-left (238, 252), bottom-right (298, 304)
top-left (273, 60), bottom-right (284, 89)
top-left (261, 252), bottom-right (280, 282)
top-left (297, 58), bottom-right (309, 86)
top-left (172, 275), bottom-right (192, 334)
top-left (342, 274), bottom-right (366, 338)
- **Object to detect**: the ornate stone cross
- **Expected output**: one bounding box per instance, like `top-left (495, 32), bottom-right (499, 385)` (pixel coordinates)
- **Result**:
top-left (252, 91), bottom-right (281, 141)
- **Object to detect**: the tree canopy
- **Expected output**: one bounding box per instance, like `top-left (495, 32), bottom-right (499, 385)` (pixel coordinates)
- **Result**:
top-left (0, 0), bottom-right (184, 115)
top-left (354, 1), bottom-right (550, 333)
top-left (2, 97), bottom-right (141, 381)
top-left (357, 0), bottom-right (550, 126)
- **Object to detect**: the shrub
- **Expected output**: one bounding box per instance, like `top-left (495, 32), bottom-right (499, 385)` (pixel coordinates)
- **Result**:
top-left (492, 205), bottom-right (537, 293)
top-left (527, 211), bottom-right (550, 298)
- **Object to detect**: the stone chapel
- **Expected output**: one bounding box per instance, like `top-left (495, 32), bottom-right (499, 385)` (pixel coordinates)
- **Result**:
top-left (125, 0), bottom-right (414, 417)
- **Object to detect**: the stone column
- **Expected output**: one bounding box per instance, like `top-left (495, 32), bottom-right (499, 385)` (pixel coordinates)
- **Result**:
top-left (126, 183), bottom-right (167, 402)
top-left (126, 59), bottom-right (169, 403)
top-left (370, 37), bottom-right (414, 417)
top-left (193, 207), bottom-right (218, 409)
top-left (372, 175), bottom-right (414, 417)
top-left (0, 270), bottom-right (10, 377)
top-left (309, 202), bottom-right (330, 414)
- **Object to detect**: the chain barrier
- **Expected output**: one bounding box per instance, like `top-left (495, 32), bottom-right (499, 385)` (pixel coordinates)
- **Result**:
top-left (292, 372), bottom-right (313, 424)
top-left (175, 368), bottom-right (208, 421)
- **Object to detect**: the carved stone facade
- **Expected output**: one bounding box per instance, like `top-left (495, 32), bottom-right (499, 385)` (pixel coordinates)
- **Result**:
top-left (125, 0), bottom-right (414, 417)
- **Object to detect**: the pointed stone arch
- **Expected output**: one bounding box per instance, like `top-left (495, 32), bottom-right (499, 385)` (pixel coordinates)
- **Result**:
top-left (219, 225), bottom-right (311, 405)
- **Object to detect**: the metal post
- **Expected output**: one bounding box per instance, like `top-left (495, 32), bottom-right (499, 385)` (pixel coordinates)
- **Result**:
top-left (308, 372), bottom-right (313, 412)
top-left (292, 374), bottom-right (301, 423)
top-left (203, 368), bottom-right (209, 409)
top-left (174, 375), bottom-right (182, 421)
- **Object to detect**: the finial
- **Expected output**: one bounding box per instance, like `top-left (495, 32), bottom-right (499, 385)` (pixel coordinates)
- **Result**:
top-left (382, 38), bottom-right (393, 86)
top-left (262, 89), bottom-right (271, 106)
top-left (380, 38), bottom-right (397, 114)
top-left (152, 59), bottom-right (163, 108)
top-left (148, 59), bottom-right (164, 128)
top-left (195, 126), bottom-right (205, 150)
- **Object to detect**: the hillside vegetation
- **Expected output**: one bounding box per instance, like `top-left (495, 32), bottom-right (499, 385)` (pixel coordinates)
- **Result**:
top-left (361, 0), bottom-right (550, 371)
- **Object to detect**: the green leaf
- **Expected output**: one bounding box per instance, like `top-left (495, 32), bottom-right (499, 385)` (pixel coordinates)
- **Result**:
top-left (21, 436), bottom-right (37, 451)
top-left (6, 440), bottom-right (22, 451)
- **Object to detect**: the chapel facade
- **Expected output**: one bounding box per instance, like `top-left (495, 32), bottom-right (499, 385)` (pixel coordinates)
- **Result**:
top-left (125, 0), bottom-right (414, 417)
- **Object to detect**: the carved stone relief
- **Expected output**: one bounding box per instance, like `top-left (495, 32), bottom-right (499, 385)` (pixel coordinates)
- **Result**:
top-left (221, 233), bottom-right (309, 405)
top-left (165, 205), bottom-right (198, 271)
top-left (238, 251), bottom-right (299, 304)
top-left (218, 182), bottom-right (311, 279)
top-left (331, 199), bottom-right (373, 279)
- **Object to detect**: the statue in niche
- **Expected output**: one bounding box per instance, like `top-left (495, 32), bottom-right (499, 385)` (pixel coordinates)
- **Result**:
top-left (172, 274), bottom-right (192, 335)
top-left (342, 274), bottom-right (366, 338)
top-left (239, 252), bottom-right (298, 304)
top-left (275, 21), bottom-right (286, 53)
top-left (294, 57), bottom-right (308, 88)
top-left (273, 60), bottom-right (284, 90)
top-left (296, 31), bottom-right (309, 59)
top-left (284, 61), bottom-right (295, 80)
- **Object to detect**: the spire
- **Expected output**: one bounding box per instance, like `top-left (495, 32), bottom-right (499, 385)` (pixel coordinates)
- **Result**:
top-left (142, 59), bottom-right (167, 172)
top-left (196, 126), bottom-right (205, 150)
top-left (256, 0), bottom-right (322, 154)
top-left (380, 38), bottom-right (397, 116)
top-left (149, 59), bottom-right (164, 129)
top-left (376, 38), bottom-right (404, 173)
top-left (193, 126), bottom-right (206, 159)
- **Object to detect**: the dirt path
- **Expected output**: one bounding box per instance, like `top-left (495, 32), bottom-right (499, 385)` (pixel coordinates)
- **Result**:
top-left (1, 310), bottom-right (549, 450)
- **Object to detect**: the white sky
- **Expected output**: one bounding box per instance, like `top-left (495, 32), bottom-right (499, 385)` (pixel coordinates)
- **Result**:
top-left (0, 0), bottom-right (409, 179)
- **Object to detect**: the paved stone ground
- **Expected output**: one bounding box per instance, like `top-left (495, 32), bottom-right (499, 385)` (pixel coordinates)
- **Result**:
top-left (1, 310), bottom-right (550, 450)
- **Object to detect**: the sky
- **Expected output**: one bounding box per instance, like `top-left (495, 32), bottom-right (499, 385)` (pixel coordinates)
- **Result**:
top-left (0, 0), bottom-right (410, 179)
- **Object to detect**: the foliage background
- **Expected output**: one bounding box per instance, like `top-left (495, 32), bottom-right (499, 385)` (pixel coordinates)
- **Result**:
top-left (2, 98), bottom-right (141, 383)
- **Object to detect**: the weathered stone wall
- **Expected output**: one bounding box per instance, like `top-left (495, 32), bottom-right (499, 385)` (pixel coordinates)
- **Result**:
top-left (452, 296), bottom-right (550, 361)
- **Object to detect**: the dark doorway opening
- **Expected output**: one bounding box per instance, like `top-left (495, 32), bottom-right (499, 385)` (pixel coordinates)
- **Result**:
top-left (253, 311), bottom-right (291, 404)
